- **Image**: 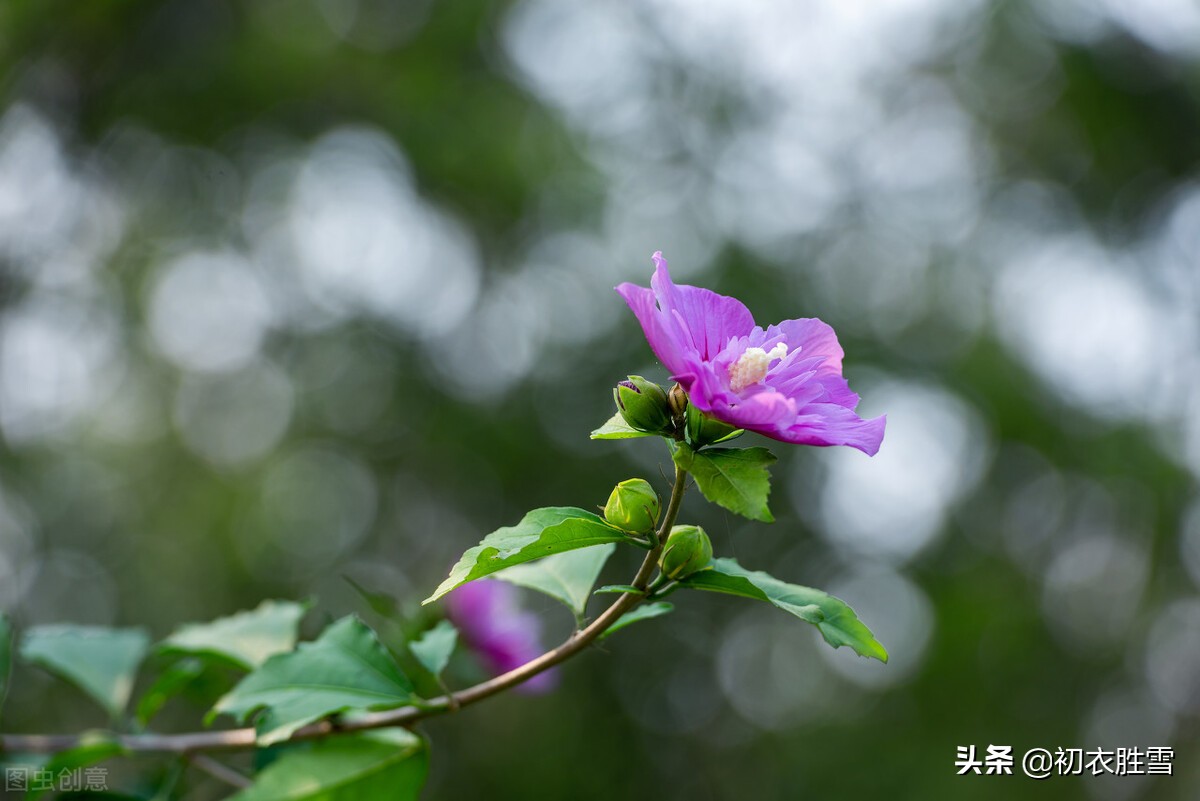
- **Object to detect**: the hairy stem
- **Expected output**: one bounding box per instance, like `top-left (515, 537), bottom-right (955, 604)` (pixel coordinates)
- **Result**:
top-left (0, 464), bottom-right (690, 757)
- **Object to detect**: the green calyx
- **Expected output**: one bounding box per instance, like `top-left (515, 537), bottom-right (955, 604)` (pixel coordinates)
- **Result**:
top-left (603, 479), bottom-right (661, 534)
top-left (613, 376), bottom-right (671, 434)
top-left (658, 524), bottom-right (713, 580)
top-left (685, 403), bottom-right (740, 448)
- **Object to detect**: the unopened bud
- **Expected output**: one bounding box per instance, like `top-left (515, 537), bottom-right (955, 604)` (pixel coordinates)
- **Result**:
top-left (658, 524), bottom-right (713, 580)
top-left (685, 402), bottom-right (740, 447)
top-left (613, 376), bottom-right (670, 433)
top-left (667, 383), bottom-right (689, 419)
top-left (604, 478), bottom-right (661, 533)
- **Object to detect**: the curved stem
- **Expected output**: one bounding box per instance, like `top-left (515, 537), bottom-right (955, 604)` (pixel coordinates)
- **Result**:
top-left (0, 464), bottom-right (690, 757)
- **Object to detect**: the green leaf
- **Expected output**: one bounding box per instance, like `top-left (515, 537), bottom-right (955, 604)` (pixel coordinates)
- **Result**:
top-left (682, 558), bottom-right (888, 662)
top-left (212, 616), bottom-right (415, 745)
top-left (0, 614), bottom-right (11, 722)
top-left (27, 733), bottom-right (128, 801)
top-left (424, 508), bottom-right (630, 604)
top-left (672, 444), bottom-right (776, 522)
top-left (408, 620), bottom-right (457, 679)
top-left (494, 544), bottom-right (616, 619)
top-left (21, 626), bottom-right (150, 719)
top-left (229, 728), bottom-right (427, 801)
top-left (598, 602), bottom-right (674, 640)
top-left (160, 600), bottom-right (309, 670)
top-left (593, 584), bottom-right (642, 596)
top-left (344, 578), bottom-right (402, 620)
top-left (589, 413), bottom-right (656, 439)
top-left (134, 657), bottom-right (207, 725)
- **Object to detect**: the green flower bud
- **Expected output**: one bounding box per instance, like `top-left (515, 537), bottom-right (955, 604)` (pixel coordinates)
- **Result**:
top-left (613, 376), bottom-right (671, 433)
top-left (604, 478), bottom-right (661, 534)
top-left (658, 524), bottom-right (713, 580)
top-left (685, 402), bottom-right (740, 447)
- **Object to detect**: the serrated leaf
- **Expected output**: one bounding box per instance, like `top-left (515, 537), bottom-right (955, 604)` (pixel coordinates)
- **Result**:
top-left (672, 444), bottom-right (776, 522)
top-left (229, 728), bottom-right (427, 801)
top-left (28, 733), bottom-right (127, 801)
top-left (134, 657), bottom-right (207, 725)
top-left (682, 558), bottom-right (887, 662)
top-left (0, 614), bottom-right (11, 722)
top-left (409, 620), bottom-right (457, 679)
top-left (160, 600), bottom-right (309, 671)
top-left (594, 584), bottom-right (642, 596)
top-left (494, 544), bottom-right (616, 619)
top-left (212, 616), bottom-right (415, 745)
top-left (590, 413), bottom-right (656, 439)
top-left (598, 602), bottom-right (674, 640)
top-left (21, 626), bottom-right (149, 719)
top-left (424, 508), bottom-right (630, 604)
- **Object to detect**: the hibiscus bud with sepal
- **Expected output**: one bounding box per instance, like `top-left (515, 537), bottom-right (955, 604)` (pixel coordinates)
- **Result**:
top-left (604, 478), bottom-right (661, 534)
top-left (659, 524), bottom-right (713, 580)
top-left (613, 375), bottom-right (671, 433)
top-left (666, 382), bottom-right (689, 422)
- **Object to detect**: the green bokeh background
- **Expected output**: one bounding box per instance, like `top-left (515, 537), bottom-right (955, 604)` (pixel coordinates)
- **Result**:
top-left (1, 1), bottom-right (1198, 799)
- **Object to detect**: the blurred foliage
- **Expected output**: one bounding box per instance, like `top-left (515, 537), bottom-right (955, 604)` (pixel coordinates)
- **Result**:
top-left (1, 0), bottom-right (1199, 799)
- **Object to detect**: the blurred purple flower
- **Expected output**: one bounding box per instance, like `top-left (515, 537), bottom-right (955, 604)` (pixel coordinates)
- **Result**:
top-left (616, 251), bottom-right (886, 455)
top-left (444, 580), bottom-right (557, 694)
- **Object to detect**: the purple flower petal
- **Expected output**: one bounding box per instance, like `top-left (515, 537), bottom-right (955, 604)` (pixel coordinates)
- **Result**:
top-left (648, 252), bottom-right (756, 360)
top-left (779, 407), bottom-right (888, 455)
top-left (617, 252), bottom-right (756, 377)
top-left (774, 318), bottom-right (845, 375)
top-left (614, 281), bottom-right (691, 377)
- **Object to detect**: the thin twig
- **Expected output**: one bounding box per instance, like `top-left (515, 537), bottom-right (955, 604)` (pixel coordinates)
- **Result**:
top-left (187, 753), bottom-right (253, 789)
top-left (0, 465), bottom-right (690, 757)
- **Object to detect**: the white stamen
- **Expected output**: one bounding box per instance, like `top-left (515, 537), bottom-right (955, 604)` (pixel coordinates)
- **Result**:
top-left (728, 344), bottom-right (788, 392)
